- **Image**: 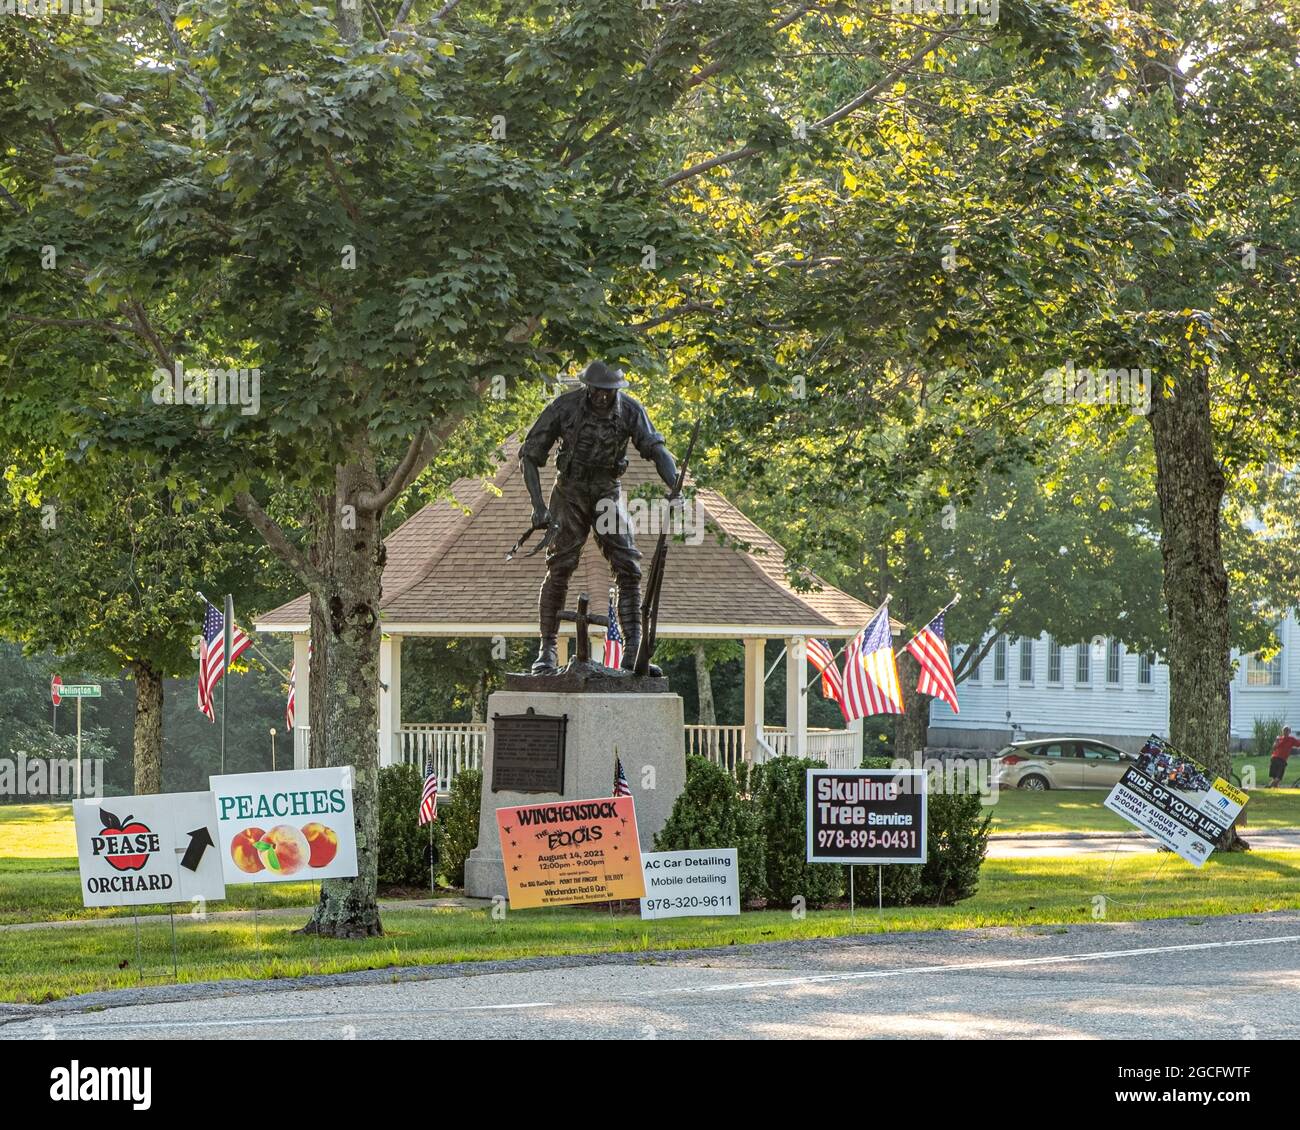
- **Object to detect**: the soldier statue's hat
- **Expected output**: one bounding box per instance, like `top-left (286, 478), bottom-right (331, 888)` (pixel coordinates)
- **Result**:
top-left (579, 360), bottom-right (629, 389)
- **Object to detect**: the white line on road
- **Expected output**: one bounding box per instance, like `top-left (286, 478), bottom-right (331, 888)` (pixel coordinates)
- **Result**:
top-left (19, 930), bottom-right (1300, 1035)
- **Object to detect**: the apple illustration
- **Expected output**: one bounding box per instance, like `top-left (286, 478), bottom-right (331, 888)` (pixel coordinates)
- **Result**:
top-left (99, 808), bottom-right (151, 872)
top-left (302, 823), bottom-right (339, 869)
top-left (256, 824), bottom-right (310, 876)
top-left (230, 827), bottom-right (266, 874)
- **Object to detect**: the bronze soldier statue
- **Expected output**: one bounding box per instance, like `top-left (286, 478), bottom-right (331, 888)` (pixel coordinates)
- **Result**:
top-left (520, 361), bottom-right (678, 676)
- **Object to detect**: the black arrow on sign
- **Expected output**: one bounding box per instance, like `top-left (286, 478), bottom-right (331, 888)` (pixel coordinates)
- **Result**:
top-left (180, 827), bottom-right (214, 872)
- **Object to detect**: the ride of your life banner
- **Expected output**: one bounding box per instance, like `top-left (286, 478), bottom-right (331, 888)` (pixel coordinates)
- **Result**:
top-left (496, 795), bottom-right (644, 908)
top-left (1103, 737), bottom-right (1248, 866)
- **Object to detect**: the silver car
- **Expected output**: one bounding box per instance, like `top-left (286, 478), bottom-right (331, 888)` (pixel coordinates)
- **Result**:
top-left (990, 738), bottom-right (1136, 790)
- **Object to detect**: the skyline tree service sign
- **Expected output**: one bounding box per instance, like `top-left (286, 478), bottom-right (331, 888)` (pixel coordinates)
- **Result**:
top-left (806, 769), bottom-right (928, 865)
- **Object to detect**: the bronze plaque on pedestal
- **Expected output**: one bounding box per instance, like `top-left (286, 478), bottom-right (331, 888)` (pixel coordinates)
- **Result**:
top-left (491, 708), bottom-right (568, 793)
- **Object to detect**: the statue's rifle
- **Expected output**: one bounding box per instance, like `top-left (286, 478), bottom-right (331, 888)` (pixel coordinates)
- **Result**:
top-left (633, 418), bottom-right (702, 676)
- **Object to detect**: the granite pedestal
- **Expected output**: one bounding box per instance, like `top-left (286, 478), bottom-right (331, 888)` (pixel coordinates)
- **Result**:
top-left (464, 688), bottom-right (685, 900)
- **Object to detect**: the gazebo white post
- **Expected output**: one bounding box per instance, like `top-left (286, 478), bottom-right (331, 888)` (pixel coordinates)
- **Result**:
top-left (743, 637), bottom-right (765, 761)
top-left (378, 633), bottom-right (402, 767)
top-left (292, 632), bottom-right (311, 769)
top-left (785, 636), bottom-right (808, 759)
top-left (847, 717), bottom-right (864, 761)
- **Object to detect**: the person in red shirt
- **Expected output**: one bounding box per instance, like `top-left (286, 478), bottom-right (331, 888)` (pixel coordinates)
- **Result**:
top-left (1267, 726), bottom-right (1300, 787)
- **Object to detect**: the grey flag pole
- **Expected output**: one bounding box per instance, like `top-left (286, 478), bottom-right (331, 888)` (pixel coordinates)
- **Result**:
top-left (221, 593), bottom-right (233, 774)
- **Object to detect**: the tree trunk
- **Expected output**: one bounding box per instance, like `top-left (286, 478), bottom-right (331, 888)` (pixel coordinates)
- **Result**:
top-left (470, 665), bottom-right (490, 724)
top-left (894, 649), bottom-right (930, 765)
top-left (1148, 369), bottom-right (1238, 844)
top-left (1149, 374), bottom-right (1231, 773)
top-left (308, 491), bottom-right (334, 770)
top-left (302, 459), bottom-right (385, 938)
top-left (693, 643), bottom-right (717, 726)
top-left (131, 659), bottom-right (163, 794)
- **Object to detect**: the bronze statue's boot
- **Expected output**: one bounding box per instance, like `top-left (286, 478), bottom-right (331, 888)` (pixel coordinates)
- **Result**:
top-left (532, 579), bottom-right (567, 675)
top-left (617, 585), bottom-right (662, 677)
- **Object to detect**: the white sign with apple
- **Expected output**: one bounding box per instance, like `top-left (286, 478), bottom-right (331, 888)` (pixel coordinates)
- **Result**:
top-left (73, 792), bottom-right (226, 908)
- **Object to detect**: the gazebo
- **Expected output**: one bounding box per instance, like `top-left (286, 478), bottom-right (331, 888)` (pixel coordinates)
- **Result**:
top-left (256, 442), bottom-right (878, 788)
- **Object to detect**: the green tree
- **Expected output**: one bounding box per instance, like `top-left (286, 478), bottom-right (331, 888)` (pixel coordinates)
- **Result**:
top-left (0, 458), bottom-right (284, 793)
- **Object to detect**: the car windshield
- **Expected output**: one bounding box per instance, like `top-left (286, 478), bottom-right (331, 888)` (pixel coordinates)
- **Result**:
top-left (993, 746), bottom-right (1018, 758)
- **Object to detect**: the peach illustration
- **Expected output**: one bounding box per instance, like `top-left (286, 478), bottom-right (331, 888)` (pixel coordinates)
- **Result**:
top-left (302, 823), bottom-right (339, 869)
top-left (230, 827), bottom-right (266, 874)
top-left (257, 824), bottom-right (310, 876)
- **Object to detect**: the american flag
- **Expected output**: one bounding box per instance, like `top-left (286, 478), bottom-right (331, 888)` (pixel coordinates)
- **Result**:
top-left (285, 640), bottom-right (312, 729)
top-left (806, 638), bottom-right (844, 706)
top-left (198, 599), bottom-right (251, 721)
top-left (603, 588), bottom-right (623, 668)
top-left (905, 610), bottom-right (959, 713)
top-left (613, 755), bottom-right (632, 797)
top-left (418, 759), bottom-right (439, 825)
top-left (840, 604), bottom-right (904, 721)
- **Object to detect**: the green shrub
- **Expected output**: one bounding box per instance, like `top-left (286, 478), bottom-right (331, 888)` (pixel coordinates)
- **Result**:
top-left (655, 755), bottom-right (765, 901)
top-left (378, 764), bottom-right (441, 888)
top-left (753, 756), bottom-right (843, 909)
top-left (1253, 714), bottom-right (1287, 759)
top-left (917, 787), bottom-right (992, 905)
top-left (439, 767), bottom-right (482, 888)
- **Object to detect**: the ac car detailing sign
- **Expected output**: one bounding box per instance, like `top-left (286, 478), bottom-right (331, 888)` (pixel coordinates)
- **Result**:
top-left (496, 795), bottom-right (644, 909)
top-left (639, 849), bottom-right (740, 919)
top-left (210, 767), bottom-right (358, 883)
top-left (73, 792), bottom-right (226, 907)
top-left (1104, 749), bottom-right (1247, 866)
top-left (806, 769), bottom-right (927, 864)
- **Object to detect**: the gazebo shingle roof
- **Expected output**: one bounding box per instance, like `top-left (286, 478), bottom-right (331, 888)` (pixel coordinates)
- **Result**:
top-left (256, 441), bottom-right (877, 638)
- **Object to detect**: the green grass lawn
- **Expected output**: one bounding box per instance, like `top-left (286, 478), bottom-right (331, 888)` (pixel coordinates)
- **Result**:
top-left (4, 777), bottom-right (1299, 1004)
top-left (3, 850), bottom-right (1299, 1003)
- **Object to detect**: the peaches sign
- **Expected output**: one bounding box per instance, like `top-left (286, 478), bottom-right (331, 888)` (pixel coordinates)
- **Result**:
top-left (209, 767), bottom-right (358, 884)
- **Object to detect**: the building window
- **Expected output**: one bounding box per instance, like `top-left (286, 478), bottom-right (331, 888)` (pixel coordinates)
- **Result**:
top-left (1076, 644), bottom-right (1090, 685)
top-left (1245, 651), bottom-right (1283, 687)
top-left (993, 636), bottom-right (1007, 683)
top-left (1139, 653), bottom-right (1154, 686)
top-left (966, 646), bottom-right (980, 683)
top-left (1019, 637), bottom-right (1034, 684)
top-left (1107, 638), bottom-right (1122, 685)
top-left (1048, 638), bottom-right (1062, 684)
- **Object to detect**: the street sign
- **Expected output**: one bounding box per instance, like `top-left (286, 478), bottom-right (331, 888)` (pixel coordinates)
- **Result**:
top-left (59, 684), bottom-right (102, 698)
top-left (51, 675), bottom-right (62, 706)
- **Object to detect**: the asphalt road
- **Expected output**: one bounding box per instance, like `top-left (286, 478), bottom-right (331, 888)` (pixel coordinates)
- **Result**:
top-left (3, 912), bottom-right (1297, 1040)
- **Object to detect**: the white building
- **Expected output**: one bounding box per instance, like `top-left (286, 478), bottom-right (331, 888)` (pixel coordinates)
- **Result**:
top-left (928, 612), bottom-right (1299, 752)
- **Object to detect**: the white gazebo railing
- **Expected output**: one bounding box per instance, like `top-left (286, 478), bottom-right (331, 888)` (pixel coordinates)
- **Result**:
top-left (687, 724), bottom-right (861, 772)
top-left (685, 724), bottom-right (748, 772)
top-left (398, 723), bottom-right (486, 792)
top-left (296, 720), bottom-right (858, 788)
